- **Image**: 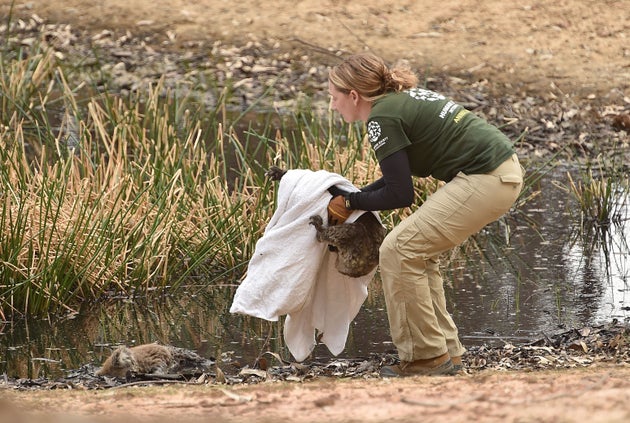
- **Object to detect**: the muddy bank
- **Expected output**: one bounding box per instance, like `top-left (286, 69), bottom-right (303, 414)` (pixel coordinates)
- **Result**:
top-left (2, 321), bottom-right (628, 390)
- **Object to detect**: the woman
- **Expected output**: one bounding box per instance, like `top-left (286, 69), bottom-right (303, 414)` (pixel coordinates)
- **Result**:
top-left (326, 53), bottom-right (523, 377)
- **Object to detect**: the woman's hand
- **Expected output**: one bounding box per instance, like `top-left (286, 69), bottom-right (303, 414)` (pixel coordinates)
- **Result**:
top-left (327, 195), bottom-right (352, 225)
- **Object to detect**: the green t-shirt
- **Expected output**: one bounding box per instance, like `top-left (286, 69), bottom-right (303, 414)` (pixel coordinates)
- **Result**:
top-left (367, 89), bottom-right (515, 182)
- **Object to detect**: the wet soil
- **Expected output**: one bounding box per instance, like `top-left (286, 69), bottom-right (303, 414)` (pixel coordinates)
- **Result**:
top-left (1, 1), bottom-right (630, 422)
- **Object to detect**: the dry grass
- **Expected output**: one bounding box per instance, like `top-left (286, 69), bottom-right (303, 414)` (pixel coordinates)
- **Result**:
top-left (0, 44), bottom-right (401, 318)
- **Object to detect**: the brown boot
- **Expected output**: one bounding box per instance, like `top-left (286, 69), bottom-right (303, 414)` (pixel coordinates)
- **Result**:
top-left (451, 355), bottom-right (463, 372)
top-left (380, 353), bottom-right (455, 378)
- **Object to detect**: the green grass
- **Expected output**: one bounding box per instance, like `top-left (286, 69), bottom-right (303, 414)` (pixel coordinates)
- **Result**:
top-left (564, 159), bottom-right (629, 227)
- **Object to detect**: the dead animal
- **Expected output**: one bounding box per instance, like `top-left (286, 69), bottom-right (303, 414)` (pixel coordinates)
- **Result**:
top-left (266, 166), bottom-right (386, 278)
top-left (96, 343), bottom-right (214, 378)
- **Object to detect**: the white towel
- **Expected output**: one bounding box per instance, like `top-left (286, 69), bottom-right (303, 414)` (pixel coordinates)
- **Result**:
top-left (229, 169), bottom-right (380, 362)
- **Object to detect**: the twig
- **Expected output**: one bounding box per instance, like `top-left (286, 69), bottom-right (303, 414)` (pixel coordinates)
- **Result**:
top-left (287, 37), bottom-right (348, 58)
top-left (109, 379), bottom-right (196, 389)
top-left (218, 388), bottom-right (253, 403)
top-left (253, 323), bottom-right (275, 367)
top-left (336, 17), bottom-right (373, 52)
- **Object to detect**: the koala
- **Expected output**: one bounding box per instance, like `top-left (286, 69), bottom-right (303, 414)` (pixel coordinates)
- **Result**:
top-left (309, 214), bottom-right (385, 277)
top-left (96, 343), bottom-right (214, 378)
top-left (266, 166), bottom-right (386, 278)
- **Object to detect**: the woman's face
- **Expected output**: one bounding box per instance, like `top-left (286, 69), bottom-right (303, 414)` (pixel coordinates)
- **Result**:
top-left (328, 81), bottom-right (360, 123)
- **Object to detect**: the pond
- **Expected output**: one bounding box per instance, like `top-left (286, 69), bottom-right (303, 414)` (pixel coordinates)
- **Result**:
top-left (1, 166), bottom-right (628, 379)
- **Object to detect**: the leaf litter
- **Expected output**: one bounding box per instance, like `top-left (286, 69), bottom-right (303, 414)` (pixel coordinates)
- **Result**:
top-left (2, 320), bottom-right (628, 391)
top-left (1, 14), bottom-right (628, 165)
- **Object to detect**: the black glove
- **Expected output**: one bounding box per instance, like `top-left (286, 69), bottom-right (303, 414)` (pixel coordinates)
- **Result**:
top-left (327, 185), bottom-right (351, 197)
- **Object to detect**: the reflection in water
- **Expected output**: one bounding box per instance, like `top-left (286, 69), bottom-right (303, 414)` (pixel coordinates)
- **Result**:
top-left (1, 169), bottom-right (628, 378)
top-left (564, 196), bottom-right (629, 322)
top-left (448, 174), bottom-right (576, 340)
top-left (449, 167), bottom-right (629, 345)
top-left (0, 287), bottom-right (288, 379)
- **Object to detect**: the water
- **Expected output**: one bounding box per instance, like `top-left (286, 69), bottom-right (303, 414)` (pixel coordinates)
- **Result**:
top-left (1, 167), bottom-right (628, 379)
top-left (450, 166), bottom-right (629, 341)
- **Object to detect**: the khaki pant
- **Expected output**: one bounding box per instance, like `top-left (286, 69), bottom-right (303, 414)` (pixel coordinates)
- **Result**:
top-left (379, 154), bottom-right (523, 361)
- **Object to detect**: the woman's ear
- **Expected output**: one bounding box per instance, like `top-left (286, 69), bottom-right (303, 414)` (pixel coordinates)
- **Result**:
top-left (350, 90), bottom-right (360, 105)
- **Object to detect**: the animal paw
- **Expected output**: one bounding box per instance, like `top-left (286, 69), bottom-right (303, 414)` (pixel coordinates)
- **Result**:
top-left (265, 166), bottom-right (287, 181)
top-left (309, 215), bottom-right (324, 228)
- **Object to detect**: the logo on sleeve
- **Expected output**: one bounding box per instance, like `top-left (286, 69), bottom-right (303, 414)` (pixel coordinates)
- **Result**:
top-left (407, 88), bottom-right (445, 102)
top-left (367, 121), bottom-right (382, 143)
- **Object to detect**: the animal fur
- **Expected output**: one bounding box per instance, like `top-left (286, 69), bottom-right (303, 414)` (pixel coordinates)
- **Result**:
top-left (265, 166), bottom-right (287, 181)
top-left (266, 166), bottom-right (386, 278)
top-left (96, 344), bottom-right (214, 378)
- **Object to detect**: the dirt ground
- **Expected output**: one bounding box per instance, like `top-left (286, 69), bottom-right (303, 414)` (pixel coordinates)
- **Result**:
top-left (1, 0), bottom-right (630, 422)
top-left (5, 0), bottom-right (629, 99)
top-left (2, 365), bottom-right (630, 423)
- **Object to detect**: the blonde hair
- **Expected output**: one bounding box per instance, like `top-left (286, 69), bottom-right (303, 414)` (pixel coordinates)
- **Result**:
top-left (329, 53), bottom-right (418, 102)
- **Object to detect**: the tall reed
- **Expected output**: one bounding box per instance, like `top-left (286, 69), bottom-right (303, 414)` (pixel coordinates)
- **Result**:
top-left (1, 40), bottom-right (533, 319)
top-left (0, 47), bottom-right (241, 316)
top-left (563, 154), bottom-right (629, 227)
top-left (0, 43), bottom-right (417, 318)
